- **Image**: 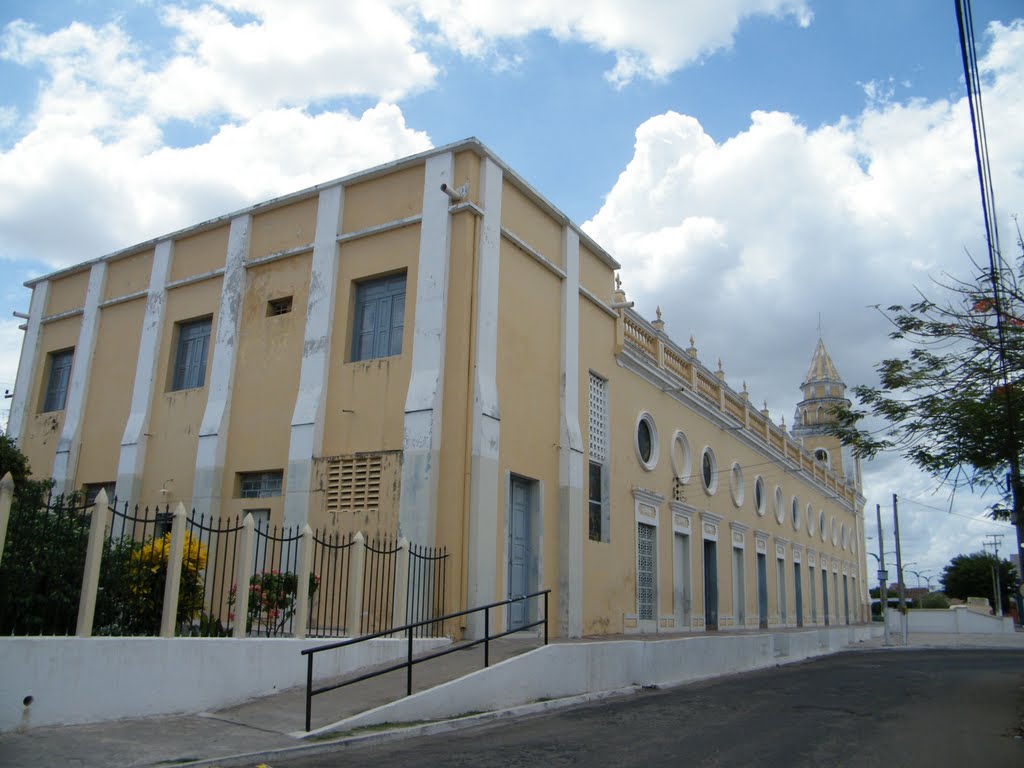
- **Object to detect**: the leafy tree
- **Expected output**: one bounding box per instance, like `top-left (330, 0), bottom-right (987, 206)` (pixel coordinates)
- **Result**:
top-left (0, 437), bottom-right (87, 634)
top-left (0, 433), bottom-right (32, 488)
top-left (829, 238), bottom-right (1024, 576)
top-left (940, 551), bottom-right (1019, 613)
top-left (919, 592), bottom-right (951, 609)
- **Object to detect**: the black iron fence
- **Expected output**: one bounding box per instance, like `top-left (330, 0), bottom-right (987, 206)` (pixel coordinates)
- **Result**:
top-left (309, 531), bottom-right (354, 638)
top-left (0, 492), bottom-right (91, 636)
top-left (0, 487), bottom-right (448, 641)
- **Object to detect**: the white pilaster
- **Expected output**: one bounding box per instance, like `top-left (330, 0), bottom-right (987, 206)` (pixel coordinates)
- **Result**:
top-left (116, 242), bottom-right (173, 503)
top-left (53, 262), bottom-right (107, 494)
top-left (192, 215), bottom-right (250, 518)
top-left (8, 280), bottom-right (49, 444)
top-left (558, 226), bottom-right (584, 638)
top-left (285, 184), bottom-right (344, 528)
top-left (466, 157), bottom-right (502, 638)
top-left (398, 152), bottom-right (453, 546)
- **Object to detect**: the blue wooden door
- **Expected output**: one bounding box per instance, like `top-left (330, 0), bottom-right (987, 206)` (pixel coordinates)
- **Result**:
top-left (508, 477), bottom-right (531, 630)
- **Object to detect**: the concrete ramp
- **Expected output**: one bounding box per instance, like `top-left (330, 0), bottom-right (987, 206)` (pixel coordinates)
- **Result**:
top-left (304, 625), bottom-right (875, 737)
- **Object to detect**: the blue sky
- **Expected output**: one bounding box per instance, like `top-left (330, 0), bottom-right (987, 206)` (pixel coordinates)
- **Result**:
top-left (1, 0), bottom-right (1023, 580)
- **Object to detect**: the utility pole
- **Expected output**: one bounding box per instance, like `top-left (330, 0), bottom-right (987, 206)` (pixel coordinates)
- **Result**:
top-left (893, 494), bottom-right (908, 645)
top-left (983, 534), bottom-right (1005, 617)
top-left (876, 504), bottom-right (889, 646)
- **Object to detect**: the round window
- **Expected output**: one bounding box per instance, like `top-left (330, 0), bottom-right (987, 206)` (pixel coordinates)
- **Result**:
top-left (841, 522), bottom-right (847, 550)
top-left (791, 497), bottom-right (801, 530)
top-left (830, 517), bottom-right (837, 546)
top-left (635, 412), bottom-right (659, 471)
top-left (729, 462), bottom-right (745, 507)
top-left (819, 510), bottom-right (826, 542)
top-left (671, 431), bottom-right (691, 483)
top-left (807, 507), bottom-right (816, 536)
top-left (701, 447), bottom-right (717, 495)
top-left (814, 448), bottom-right (829, 465)
top-left (754, 476), bottom-right (766, 517)
top-left (774, 486), bottom-right (784, 524)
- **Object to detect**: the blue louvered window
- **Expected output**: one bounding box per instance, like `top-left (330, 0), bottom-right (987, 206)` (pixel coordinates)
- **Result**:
top-left (352, 274), bottom-right (405, 361)
top-left (172, 317), bottom-right (211, 391)
top-left (42, 349), bottom-right (74, 412)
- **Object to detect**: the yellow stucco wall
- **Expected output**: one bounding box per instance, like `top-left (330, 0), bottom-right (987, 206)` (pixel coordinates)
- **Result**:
top-left (579, 244), bottom-right (614, 301)
top-left (496, 238), bottom-right (562, 610)
top-left (20, 316), bottom-right (81, 479)
top-left (500, 182), bottom-right (563, 270)
top-left (104, 250), bottom-right (153, 302)
top-left (139, 276), bottom-right (222, 505)
top-left (434, 210), bottom-right (476, 612)
top-left (171, 226), bottom-right (229, 284)
top-left (342, 165), bottom-right (425, 234)
top-left (75, 299), bottom-right (146, 488)
top-left (45, 270), bottom-right (89, 317)
top-left (249, 198), bottom-right (318, 261)
top-left (219, 254), bottom-right (311, 525)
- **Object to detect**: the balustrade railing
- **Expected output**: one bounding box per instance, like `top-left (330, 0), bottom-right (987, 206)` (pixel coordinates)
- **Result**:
top-left (619, 309), bottom-right (855, 504)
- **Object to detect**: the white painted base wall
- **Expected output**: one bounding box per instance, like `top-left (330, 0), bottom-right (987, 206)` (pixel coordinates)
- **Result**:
top-left (315, 626), bottom-right (873, 736)
top-left (0, 636), bottom-right (448, 732)
top-left (901, 607), bottom-right (1016, 635)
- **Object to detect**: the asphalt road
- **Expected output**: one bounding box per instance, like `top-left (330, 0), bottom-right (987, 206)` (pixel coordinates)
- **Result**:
top-left (271, 649), bottom-right (1024, 767)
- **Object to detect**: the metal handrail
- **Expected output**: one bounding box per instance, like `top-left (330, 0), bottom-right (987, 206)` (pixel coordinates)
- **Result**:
top-left (301, 588), bottom-right (550, 731)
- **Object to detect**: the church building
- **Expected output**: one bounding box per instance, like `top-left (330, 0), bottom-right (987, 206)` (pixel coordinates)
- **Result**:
top-left (8, 138), bottom-right (868, 638)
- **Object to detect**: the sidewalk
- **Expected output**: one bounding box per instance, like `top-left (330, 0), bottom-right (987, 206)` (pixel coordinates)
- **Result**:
top-left (1, 628), bottom-right (1021, 768)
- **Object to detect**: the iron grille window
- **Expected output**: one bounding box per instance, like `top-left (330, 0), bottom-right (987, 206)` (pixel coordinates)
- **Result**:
top-left (637, 522), bottom-right (656, 620)
top-left (267, 296), bottom-right (293, 316)
top-left (42, 349), bottom-right (74, 412)
top-left (588, 373), bottom-right (609, 542)
top-left (83, 481), bottom-right (116, 506)
top-left (588, 373), bottom-right (608, 462)
top-left (172, 317), bottom-right (211, 391)
top-left (239, 470), bottom-right (283, 498)
top-left (588, 461), bottom-right (602, 541)
top-left (352, 274), bottom-right (405, 361)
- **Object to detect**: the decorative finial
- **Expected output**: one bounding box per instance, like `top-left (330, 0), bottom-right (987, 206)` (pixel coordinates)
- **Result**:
top-left (741, 381), bottom-right (749, 401)
top-left (762, 400), bottom-right (770, 416)
top-left (651, 305), bottom-right (665, 332)
top-left (715, 358), bottom-right (725, 381)
top-left (615, 274), bottom-right (622, 291)
top-left (781, 415), bottom-right (786, 427)
top-left (686, 335), bottom-right (697, 358)
top-left (656, 306), bottom-right (662, 321)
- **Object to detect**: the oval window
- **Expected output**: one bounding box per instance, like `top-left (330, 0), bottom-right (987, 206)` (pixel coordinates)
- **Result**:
top-left (754, 476), bottom-right (766, 517)
top-left (634, 412), bottom-right (659, 471)
top-left (701, 447), bottom-right (718, 495)
top-left (730, 462), bottom-right (745, 507)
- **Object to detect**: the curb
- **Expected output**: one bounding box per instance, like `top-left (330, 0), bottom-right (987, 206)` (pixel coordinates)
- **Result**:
top-left (155, 686), bottom-right (642, 768)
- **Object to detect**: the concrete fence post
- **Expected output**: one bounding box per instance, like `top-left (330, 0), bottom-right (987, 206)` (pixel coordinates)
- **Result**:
top-left (0, 472), bottom-right (13, 569)
top-left (232, 513), bottom-right (255, 638)
top-left (159, 502), bottom-right (188, 638)
top-left (293, 524), bottom-right (314, 639)
top-left (392, 537), bottom-right (410, 630)
top-left (76, 488), bottom-right (110, 636)
top-left (347, 531), bottom-right (366, 636)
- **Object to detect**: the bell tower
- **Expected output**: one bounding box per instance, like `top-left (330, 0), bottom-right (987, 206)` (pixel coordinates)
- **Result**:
top-left (791, 338), bottom-right (858, 486)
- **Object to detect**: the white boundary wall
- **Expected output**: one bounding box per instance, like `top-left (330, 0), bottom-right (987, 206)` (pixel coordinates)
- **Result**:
top-left (903, 607), bottom-right (1016, 635)
top-left (0, 636), bottom-right (447, 732)
top-left (313, 626), bottom-right (874, 736)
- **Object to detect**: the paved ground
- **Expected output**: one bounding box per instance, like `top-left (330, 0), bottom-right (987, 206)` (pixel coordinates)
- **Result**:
top-left (272, 648), bottom-right (1024, 768)
top-left (1, 629), bottom-right (1021, 768)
